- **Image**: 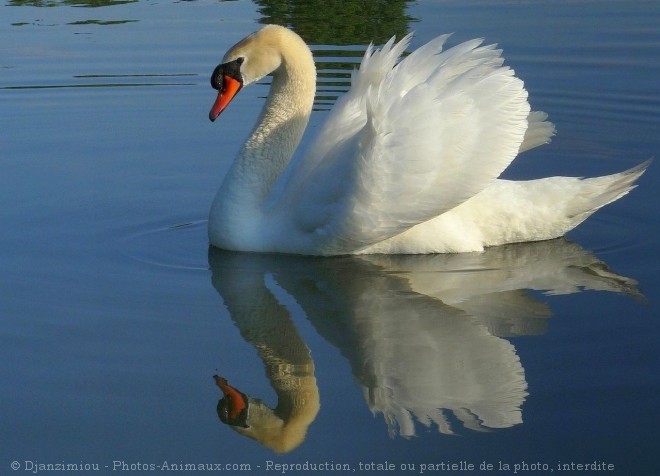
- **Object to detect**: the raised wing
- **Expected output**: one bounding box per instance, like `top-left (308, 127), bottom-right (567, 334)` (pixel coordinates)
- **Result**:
top-left (275, 34), bottom-right (532, 255)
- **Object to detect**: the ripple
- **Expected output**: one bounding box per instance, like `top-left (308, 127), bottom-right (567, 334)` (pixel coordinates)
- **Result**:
top-left (120, 220), bottom-right (210, 272)
top-left (574, 211), bottom-right (649, 257)
top-left (1, 73), bottom-right (198, 91)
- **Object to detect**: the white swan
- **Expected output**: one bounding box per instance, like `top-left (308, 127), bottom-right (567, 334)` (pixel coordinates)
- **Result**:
top-left (208, 24), bottom-right (648, 255)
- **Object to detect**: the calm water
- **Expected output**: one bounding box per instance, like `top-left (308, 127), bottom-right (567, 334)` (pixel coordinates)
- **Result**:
top-left (2, 0), bottom-right (659, 475)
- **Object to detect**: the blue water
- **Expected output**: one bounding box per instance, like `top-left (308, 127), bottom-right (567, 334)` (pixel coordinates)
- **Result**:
top-left (2, 0), bottom-right (659, 475)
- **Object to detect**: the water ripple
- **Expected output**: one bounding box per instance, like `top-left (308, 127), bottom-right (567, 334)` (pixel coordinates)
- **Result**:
top-left (120, 219), bottom-right (209, 272)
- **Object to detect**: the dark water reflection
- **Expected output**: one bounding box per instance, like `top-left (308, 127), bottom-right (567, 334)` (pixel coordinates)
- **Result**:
top-left (254, 0), bottom-right (415, 45)
top-left (8, 0), bottom-right (136, 6)
top-left (209, 239), bottom-right (639, 452)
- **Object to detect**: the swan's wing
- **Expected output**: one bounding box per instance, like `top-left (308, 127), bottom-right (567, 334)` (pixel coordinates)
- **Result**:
top-left (280, 34), bottom-right (532, 254)
top-left (519, 110), bottom-right (555, 154)
top-left (269, 34), bottom-right (417, 202)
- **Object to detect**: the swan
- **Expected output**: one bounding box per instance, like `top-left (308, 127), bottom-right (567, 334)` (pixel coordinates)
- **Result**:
top-left (207, 24), bottom-right (648, 255)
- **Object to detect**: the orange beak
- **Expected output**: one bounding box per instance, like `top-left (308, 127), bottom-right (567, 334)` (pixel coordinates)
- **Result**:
top-left (214, 374), bottom-right (248, 421)
top-left (209, 75), bottom-right (242, 122)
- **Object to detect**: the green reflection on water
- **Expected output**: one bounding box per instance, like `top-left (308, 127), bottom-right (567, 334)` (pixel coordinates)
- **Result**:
top-left (255, 0), bottom-right (416, 45)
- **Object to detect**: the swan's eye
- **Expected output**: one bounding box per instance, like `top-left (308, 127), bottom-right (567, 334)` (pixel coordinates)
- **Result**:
top-left (236, 57), bottom-right (245, 65)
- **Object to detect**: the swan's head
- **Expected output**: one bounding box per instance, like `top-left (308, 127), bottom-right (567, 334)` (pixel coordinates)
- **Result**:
top-left (214, 375), bottom-right (250, 428)
top-left (209, 25), bottom-right (312, 122)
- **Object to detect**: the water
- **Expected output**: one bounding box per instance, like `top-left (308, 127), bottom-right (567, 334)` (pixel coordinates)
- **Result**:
top-left (2, 0), bottom-right (659, 474)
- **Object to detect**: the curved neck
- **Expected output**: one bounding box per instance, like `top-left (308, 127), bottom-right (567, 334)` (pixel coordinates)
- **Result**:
top-left (222, 53), bottom-right (316, 209)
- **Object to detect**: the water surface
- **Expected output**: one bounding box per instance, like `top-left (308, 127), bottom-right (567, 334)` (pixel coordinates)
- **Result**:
top-left (2, 0), bottom-right (659, 475)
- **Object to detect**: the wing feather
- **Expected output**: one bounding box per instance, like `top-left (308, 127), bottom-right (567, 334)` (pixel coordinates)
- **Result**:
top-left (274, 34), bottom-right (532, 254)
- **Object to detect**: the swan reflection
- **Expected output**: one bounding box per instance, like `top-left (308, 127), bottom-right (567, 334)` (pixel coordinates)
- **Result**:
top-left (208, 239), bottom-right (639, 451)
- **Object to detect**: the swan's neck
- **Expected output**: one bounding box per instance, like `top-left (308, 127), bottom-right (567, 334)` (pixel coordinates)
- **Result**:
top-left (221, 59), bottom-right (316, 210)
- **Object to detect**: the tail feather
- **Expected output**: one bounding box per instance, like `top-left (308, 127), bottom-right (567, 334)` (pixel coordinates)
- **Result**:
top-left (569, 159), bottom-right (651, 220)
